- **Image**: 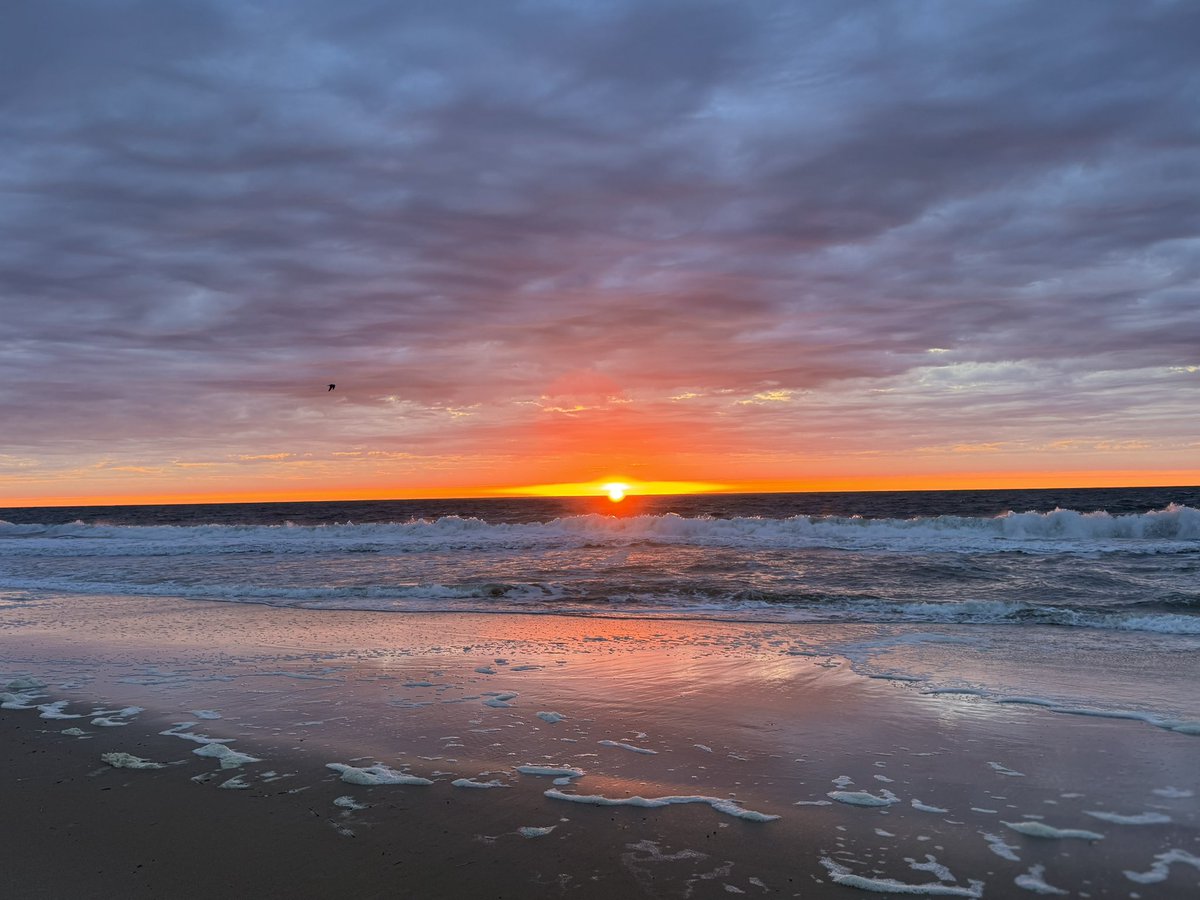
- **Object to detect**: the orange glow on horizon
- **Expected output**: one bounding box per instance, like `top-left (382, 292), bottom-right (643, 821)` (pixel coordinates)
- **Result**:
top-left (0, 468), bottom-right (1196, 509)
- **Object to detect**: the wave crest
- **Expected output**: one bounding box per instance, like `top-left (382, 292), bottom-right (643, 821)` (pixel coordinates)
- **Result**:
top-left (2, 504), bottom-right (1197, 555)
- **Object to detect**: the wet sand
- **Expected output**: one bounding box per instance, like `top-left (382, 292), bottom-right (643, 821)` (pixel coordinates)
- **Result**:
top-left (3, 596), bottom-right (1199, 898)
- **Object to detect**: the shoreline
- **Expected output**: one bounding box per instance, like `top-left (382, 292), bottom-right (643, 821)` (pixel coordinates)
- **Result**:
top-left (3, 596), bottom-right (1199, 897)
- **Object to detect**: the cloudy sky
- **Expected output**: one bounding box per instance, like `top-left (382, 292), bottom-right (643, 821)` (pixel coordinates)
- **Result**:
top-left (2, 0), bottom-right (1198, 504)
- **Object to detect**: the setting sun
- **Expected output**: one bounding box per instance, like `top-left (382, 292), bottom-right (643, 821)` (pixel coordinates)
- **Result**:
top-left (602, 482), bottom-right (629, 502)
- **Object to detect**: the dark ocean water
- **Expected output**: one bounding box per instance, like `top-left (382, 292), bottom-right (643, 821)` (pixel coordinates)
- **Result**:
top-left (2, 487), bottom-right (1198, 632)
top-left (2, 485), bottom-right (1197, 527)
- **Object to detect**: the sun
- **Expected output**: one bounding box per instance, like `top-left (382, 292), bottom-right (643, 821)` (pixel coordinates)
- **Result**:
top-left (601, 482), bottom-right (629, 503)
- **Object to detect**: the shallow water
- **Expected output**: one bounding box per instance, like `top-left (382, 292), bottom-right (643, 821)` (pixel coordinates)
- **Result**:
top-left (4, 600), bottom-right (1198, 897)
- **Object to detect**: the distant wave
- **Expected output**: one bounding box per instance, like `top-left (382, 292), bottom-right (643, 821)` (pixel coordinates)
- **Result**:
top-left (2, 504), bottom-right (1197, 556)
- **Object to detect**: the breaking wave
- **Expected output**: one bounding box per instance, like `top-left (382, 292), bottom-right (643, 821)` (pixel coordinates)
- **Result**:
top-left (2, 504), bottom-right (1198, 556)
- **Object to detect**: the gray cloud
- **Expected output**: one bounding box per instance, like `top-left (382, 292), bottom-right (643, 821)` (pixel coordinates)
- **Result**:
top-left (1, 0), bottom-right (1197, 490)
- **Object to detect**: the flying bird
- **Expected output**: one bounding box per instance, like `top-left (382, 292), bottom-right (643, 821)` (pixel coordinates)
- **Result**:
top-left (327, 384), bottom-right (336, 391)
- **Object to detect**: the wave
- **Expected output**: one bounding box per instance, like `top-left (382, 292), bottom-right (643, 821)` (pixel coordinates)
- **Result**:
top-left (2, 504), bottom-right (1198, 556)
top-left (3, 576), bottom-right (1198, 635)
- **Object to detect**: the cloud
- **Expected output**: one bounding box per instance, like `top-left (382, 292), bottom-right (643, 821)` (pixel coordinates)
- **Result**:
top-left (1, 0), bottom-right (1198, 496)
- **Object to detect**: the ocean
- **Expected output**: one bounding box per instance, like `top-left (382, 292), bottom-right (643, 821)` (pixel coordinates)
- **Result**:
top-left (4, 487), bottom-right (1200, 895)
top-left (2, 486), bottom-right (1198, 633)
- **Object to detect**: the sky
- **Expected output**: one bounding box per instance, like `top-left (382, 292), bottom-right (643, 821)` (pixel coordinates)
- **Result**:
top-left (2, 0), bottom-right (1198, 506)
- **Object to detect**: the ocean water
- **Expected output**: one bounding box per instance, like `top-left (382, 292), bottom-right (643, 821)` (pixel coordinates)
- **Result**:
top-left (2, 486), bottom-right (1197, 633)
top-left (5, 488), bottom-right (1200, 896)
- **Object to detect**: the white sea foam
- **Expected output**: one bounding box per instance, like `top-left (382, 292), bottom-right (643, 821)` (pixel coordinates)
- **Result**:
top-left (101, 752), bottom-right (164, 769)
top-left (827, 789), bottom-right (900, 807)
top-left (452, 778), bottom-right (507, 789)
top-left (61, 727), bottom-right (88, 736)
top-left (516, 765), bottom-right (585, 778)
top-left (191, 709), bottom-right (222, 719)
top-left (599, 740), bottom-right (657, 754)
top-left (91, 707), bottom-right (142, 727)
top-left (518, 825), bottom-right (556, 838)
top-left (536, 711), bottom-right (565, 723)
top-left (907, 855), bottom-right (954, 882)
top-left (334, 795), bottom-right (369, 810)
top-left (11, 505), bottom-right (1194, 556)
top-left (981, 832), bottom-right (1021, 861)
top-left (1014, 864), bottom-right (1067, 895)
top-left (819, 858), bottom-right (983, 897)
top-left (912, 799), bottom-right (948, 813)
top-left (1151, 786), bottom-right (1193, 799)
top-left (1083, 810), bottom-right (1171, 825)
top-left (987, 761), bottom-right (1024, 777)
top-left (160, 722), bottom-right (234, 745)
top-left (193, 743), bottom-right (262, 769)
top-left (326, 763), bottom-right (433, 786)
top-left (1002, 821), bottom-right (1103, 840)
top-left (544, 790), bottom-right (779, 822)
top-left (1, 691), bottom-right (40, 709)
top-left (1123, 848), bottom-right (1200, 884)
top-left (37, 700), bottom-right (82, 720)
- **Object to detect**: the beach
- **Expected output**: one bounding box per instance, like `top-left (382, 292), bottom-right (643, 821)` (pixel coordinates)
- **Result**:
top-left (4, 593), bottom-right (1198, 898)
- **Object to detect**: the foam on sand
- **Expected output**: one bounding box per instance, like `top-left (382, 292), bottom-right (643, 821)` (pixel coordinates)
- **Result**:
top-left (1002, 821), bottom-right (1103, 840)
top-left (818, 858), bottom-right (983, 897)
top-left (326, 763), bottom-right (434, 786)
top-left (981, 832), bottom-right (1021, 861)
top-left (1014, 864), bottom-right (1067, 895)
top-left (536, 711), bottom-right (565, 723)
top-left (544, 789), bottom-right (779, 822)
top-left (191, 709), bottom-right (222, 719)
top-left (1, 691), bottom-right (39, 709)
top-left (1083, 810), bottom-right (1171, 825)
top-left (91, 707), bottom-right (143, 726)
top-left (518, 826), bottom-right (556, 838)
top-left (37, 700), bottom-right (83, 720)
top-left (1151, 786), bottom-right (1193, 799)
top-left (827, 789), bottom-right (900, 807)
top-left (452, 778), bottom-right (508, 789)
top-left (193, 743), bottom-right (263, 769)
top-left (334, 796), bottom-right (369, 810)
top-left (598, 740), bottom-right (657, 754)
top-left (101, 752), bottom-right (165, 770)
top-left (1122, 849), bottom-right (1200, 884)
top-left (516, 765), bottom-right (585, 778)
top-left (911, 799), bottom-right (948, 813)
top-left (987, 761), bottom-right (1025, 777)
top-left (906, 855), bottom-right (954, 882)
top-left (159, 722), bottom-right (234, 745)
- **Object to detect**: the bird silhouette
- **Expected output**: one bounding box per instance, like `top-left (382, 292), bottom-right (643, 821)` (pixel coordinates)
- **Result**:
top-left (328, 384), bottom-right (336, 391)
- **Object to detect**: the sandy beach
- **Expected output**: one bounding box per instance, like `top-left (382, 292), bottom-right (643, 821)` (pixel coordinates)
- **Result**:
top-left (4, 595), bottom-right (1198, 898)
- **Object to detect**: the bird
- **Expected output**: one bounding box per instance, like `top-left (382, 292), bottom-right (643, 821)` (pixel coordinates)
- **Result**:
top-left (328, 384), bottom-right (336, 391)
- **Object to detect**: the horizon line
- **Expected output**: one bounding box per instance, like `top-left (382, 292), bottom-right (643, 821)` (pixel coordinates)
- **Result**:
top-left (2, 478), bottom-right (1197, 511)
